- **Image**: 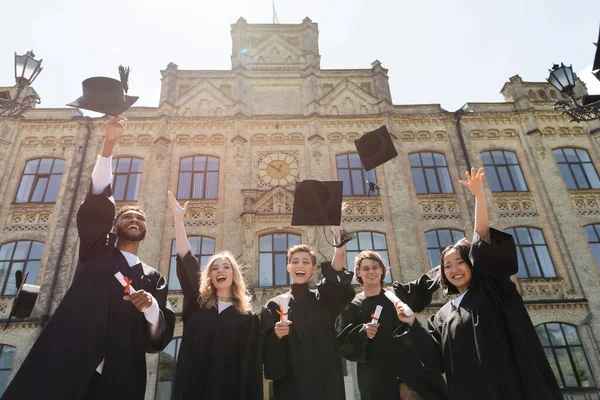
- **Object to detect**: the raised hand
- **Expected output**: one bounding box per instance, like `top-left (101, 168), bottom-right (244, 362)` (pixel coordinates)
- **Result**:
top-left (168, 190), bottom-right (188, 219)
top-left (105, 116), bottom-right (126, 142)
top-left (459, 167), bottom-right (486, 198)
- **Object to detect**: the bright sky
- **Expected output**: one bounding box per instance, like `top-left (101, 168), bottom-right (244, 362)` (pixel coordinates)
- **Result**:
top-left (2, 0), bottom-right (599, 112)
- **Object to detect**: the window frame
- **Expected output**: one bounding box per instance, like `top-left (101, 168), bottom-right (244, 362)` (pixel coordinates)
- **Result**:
top-left (480, 150), bottom-right (528, 192)
top-left (409, 152), bottom-right (454, 195)
top-left (0, 240), bottom-right (43, 296)
top-left (111, 157), bottom-right (143, 201)
top-left (552, 148), bottom-right (600, 190)
top-left (258, 233), bottom-right (302, 287)
top-left (584, 224), bottom-right (600, 269)
top-left (176, 155), bottom-right (220, 200)
top-left (14, 158), bottom-right (65, 204)
top-left (506, 227), bottom-right (557, 279)
top-left (168, 236), bottom-right (216, 292)
top-left (425, 229), bottom-right (466, 269)
top-left (0, 344), bottom-right (15, 396)
top-left (155, 337), bottom-right (182, 400)
top-left (336, 153), bottom-right (377, 196)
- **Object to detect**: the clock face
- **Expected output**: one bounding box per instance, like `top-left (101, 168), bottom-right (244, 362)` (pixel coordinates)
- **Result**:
top-left (258, 153), bottom-right (299, 187)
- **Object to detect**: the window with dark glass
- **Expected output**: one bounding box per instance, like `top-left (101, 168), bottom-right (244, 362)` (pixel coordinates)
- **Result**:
top-left (0, 344), bottom-right (15, 396)
top-left (155, 337), bottom-right (181, 400)
top-left (584, 224), bottom-right (600, 268)
top-left (177, 156), bottom-right (219, 200)
top-left (15, 158), bottom-right (65, 203)
top-left (259, 233), bottom-right (301, 286)
top-left (553, 148), bottom-right (600, 190)
top-left (480, 150), bottom-right (528, 192)
top-left (409, 152), bottom-right (453, 194)
top-left (111, 157), bottom-right (143, 201)
top-left (0, 241), bottom-right (43, 296)
top-left (336, 153), bottom-right (377, 196)
top-left (505, 227), bottom-right (556, 278)
top-left (168, 236), bottom-right (215, 291)
top-left (345, 231), bottom-right (392, 283)
top-left (425, 229), bottom-right (466, 269)
top-left (536, 323), bottom-right (596, 389)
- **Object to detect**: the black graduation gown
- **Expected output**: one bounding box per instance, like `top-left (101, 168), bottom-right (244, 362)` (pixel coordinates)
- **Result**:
top-left (1, 186), bottom-right (175, 400)
top-left (264, 262), bottom-right (355, 400)
top-left (336, 276), bottom-right (449, 400)
top-left (172, 252), bottom-right (270, 400)
top-left (400, 228), bottom-right (563, 400)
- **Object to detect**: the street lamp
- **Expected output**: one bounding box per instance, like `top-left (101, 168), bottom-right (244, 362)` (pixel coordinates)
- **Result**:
top-left (0, 50), bottom-right (43, 118)
top-left (547, 63), bottom-right (600, 122)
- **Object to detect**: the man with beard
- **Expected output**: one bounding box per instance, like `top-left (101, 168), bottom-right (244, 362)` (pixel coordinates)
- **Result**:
top-left (2, 117), bottom-right (175, 400)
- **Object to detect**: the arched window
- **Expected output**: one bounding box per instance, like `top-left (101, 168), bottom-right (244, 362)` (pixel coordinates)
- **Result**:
top-left (0, 344), bottom-right (15, 396)
top-left (168, 236), bottom-right (215, 291)
top-left (584, 224), bottom-right (600, 268)
top-left (553, 148), bottom-right (600, 190)
top-left (156, 337), bottom-right (182, 400)
top-left (177, 156), bottom-right (219, 200)
top-left (425, 229), bottom-right (466, 269)
top-left (111, 157), bottom-right (143, 201)
top-left (15, 158), bottom-right (65, 203)
top-left (0, 241), bottom-right (43, 295)
top-left (535, 323), bottom-right (596, 389)
top-left (259, 233), bottom-right (301, 286)
top-left (336, 153), bottom-right (377, 196)
top-left (505, 227), bottom-right (556, 278)
top-left (345, 231), bottom-right (392, 283)
top-left (480, 150), bottom-right (528, 192)
top-left (409, 152), bottom-right (453, 194)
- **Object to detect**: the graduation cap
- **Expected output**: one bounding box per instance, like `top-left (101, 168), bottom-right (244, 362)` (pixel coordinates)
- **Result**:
top-left (354, 125), bottom-right (398, 171)
top-left (592, 25), bottom-right (600, 82)
top-left (291, 180), bottom-right (343, 226)
top-left (66, 66), bottom-right (138, 116)
top-left (4, 271), bottom-right (40, 330)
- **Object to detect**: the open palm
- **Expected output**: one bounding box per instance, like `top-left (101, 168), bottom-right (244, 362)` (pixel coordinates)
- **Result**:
top-left (168, 190), bottom-right (188, 217)
top-left (459, 167), bottom-right (486, 197)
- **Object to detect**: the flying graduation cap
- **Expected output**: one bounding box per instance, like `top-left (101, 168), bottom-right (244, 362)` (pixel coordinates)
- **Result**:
top-left (582, 26), bottom-right (600, 106)
top-left (291, 180), bottom-right (343, 226)
top-left (354, 125), bottom-right (398, 171)
top-left (4, 270), bottom-right (40, 330)
top-left (66, 66), bottom-right (138, 116)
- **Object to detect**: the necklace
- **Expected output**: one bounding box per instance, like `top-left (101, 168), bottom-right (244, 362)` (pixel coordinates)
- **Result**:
top-left (218, 296), bottom-right (233, 302)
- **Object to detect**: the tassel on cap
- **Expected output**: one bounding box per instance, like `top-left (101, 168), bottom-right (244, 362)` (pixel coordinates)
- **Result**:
top-left (118, 65), bottom-right (130, 94)
top-left (334, 229), bottom-right (356, 248)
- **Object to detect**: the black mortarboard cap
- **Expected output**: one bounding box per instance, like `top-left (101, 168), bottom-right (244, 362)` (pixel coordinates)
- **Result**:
top-left (291, 180), bottom-right (343, 226)
top-left (354, 125), bottom-right (398, 171)
top-left (4, 271), bottom-right (40, 330)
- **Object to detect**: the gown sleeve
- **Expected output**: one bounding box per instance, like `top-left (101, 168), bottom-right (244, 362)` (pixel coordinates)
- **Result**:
top-left (263, 301), bottom-right (287, 380)
top-left (336, 304), bottom-right (369, 363)
top-left (144, 270), bottom-right (176, 352)
top-left (469, 228), bottom-right (518, 277)
top-left (392, 266), bottom-right (441, 312)
top-left (76, 185), bottom-right (115, 261)
top-left (399, 316), bottom-right (445, 374)
top-left (317, 261), bottom-right (356, 320)
top-left (176, 251), bottom-right (201, 322)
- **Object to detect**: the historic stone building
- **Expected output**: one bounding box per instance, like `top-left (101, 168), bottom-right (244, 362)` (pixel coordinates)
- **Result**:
top-left (1, 16), bottom-right (600, 400)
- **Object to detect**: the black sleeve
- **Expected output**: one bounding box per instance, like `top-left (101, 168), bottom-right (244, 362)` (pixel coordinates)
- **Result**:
top-left (263, 302), bottom-right (286, 380)
top-left (392, 266), bottom-right (441, 313)
top-left (398, 317), bottom-right (444, 374)
top-left (317, 261), bottom-right (356, 320)
top-left (336, 304), bottom-right (369, 363)
top-left (145, 271), bottom-right (176, 353)
top-left (176, 251), bottom-right (201, 321)
top-left (470, 228), bottom-right (518, 277)
top-left (76, 185), bottom-right (115, 261)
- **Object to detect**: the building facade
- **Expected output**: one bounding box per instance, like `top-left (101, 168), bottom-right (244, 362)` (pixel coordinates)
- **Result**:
top-left (1, 16), bottom-right (600, 400)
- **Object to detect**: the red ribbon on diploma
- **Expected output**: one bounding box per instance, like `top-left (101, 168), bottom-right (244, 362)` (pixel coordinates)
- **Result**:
top-left (370, 313), bottom-right (379, 322)
top-left (123, 277), bottom-right (133, 294)
top-left (276, 309), bottom-right (288, 322)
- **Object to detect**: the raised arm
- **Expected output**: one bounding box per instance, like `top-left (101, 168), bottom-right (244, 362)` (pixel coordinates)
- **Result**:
top-left (459, 168), bottom-right (490, 243)
top-left (77, 117), bottom-right (126, 260)
top-left (331, 202), bottom-right (351, 272)
top-left (168, 190), bottom-right (191, 258)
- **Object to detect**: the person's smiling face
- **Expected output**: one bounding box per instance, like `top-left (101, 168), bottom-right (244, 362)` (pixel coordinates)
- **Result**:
top-left (287, 251), bottom-right (316, 284)
top-left (442, 248), bottom-right (472, 294)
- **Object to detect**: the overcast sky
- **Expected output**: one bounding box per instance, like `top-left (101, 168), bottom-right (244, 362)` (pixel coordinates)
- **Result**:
top-left (2, 0), bottom-right (599, 113)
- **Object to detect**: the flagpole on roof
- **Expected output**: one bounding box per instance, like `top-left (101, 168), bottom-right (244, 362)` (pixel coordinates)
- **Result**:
top-left (272, 0), bottom-right (280, 24)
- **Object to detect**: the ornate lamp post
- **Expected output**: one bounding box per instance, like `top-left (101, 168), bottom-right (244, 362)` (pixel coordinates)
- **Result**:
top-left (0, 50), bottom-right (43, 118)
top-left (547, 63), bottom-right (600, 122)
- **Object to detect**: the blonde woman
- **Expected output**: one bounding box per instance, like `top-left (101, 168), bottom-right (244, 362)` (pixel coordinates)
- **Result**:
top-left (168, 191), bottom-right (269, 400)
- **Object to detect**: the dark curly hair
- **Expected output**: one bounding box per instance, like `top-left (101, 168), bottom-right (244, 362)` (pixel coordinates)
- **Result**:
top-left (113, 205), bottom-right (146, 229)
top-left (439, 243), bottom-right (473, 295)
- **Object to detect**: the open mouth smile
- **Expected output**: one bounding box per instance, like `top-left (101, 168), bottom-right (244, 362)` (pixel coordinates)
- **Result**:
top-left (295, 271), bottom-right (306, 277)
top-left (216, 275), bottom-right (227, 283)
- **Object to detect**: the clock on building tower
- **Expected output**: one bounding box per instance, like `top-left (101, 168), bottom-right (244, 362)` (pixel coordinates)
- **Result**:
top-left (258, 152), bottom-right (299, 187)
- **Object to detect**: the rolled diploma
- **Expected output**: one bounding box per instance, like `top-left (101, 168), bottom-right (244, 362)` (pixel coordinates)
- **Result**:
top-left (279, 294), bottom-right (290, 322)
top-left (370, 305), bottom-right (383, 324)
top-left (384, 290), bottom-right (413, 317)
top-left (114, 272), bottom-right (136, 294)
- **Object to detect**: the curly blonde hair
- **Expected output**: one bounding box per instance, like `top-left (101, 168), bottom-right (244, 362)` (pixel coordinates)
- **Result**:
top-left (353, 250), bottom-right (388, 285)
top-left (197, 251), bottom-right (252, 314)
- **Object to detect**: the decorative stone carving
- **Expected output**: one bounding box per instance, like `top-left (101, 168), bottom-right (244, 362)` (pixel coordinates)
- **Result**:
top-left (493, 192), bottom-right (539, 218)
top-left (571, 190), bottom-right (600, 215)
top-left (520, 279), bottom-right (565, 300)
top-left (342, 197), bottom-right (384, 223)
top-left (5, 204), bottom-right (53, 231)
top-left (182, 201), bottom-right (218, 227)
top-left (418, 196), bottom-right (460, 220)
